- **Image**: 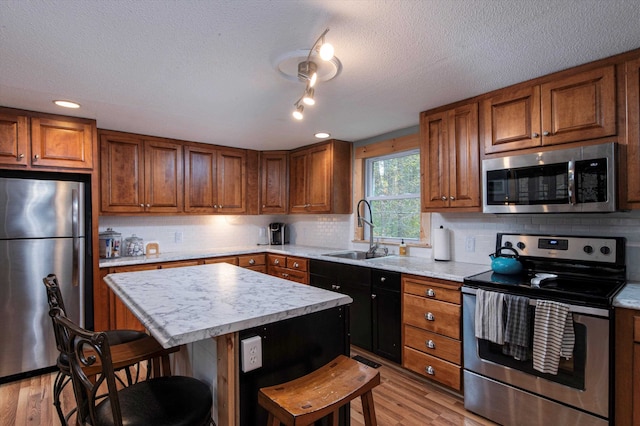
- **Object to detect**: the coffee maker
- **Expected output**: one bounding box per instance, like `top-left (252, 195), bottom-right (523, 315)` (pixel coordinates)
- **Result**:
top-left (268, 222), bottom-right (289, 245)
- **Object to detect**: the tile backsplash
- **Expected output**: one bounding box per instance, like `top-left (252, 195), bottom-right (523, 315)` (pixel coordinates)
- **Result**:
top-left (100, 209), bottom-right (640, 281)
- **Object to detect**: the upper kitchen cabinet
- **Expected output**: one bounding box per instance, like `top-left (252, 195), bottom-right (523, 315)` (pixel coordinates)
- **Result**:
top-left (100, 130), bottom-right (183, 214)
top-left (289, 139), bottom-right (352, 214)
top-left (421, 102), bottom-right (480, 211)
top-left (482, 65), bottom-right (616, 154)
top-left (260, 151), bottom-right (288, 214)
top-left (0, 107), bottom-right (95, 171)
top-left (622, 56), bottom-right (640, 209)
top-left (184, 144), bottom-right (247, 214)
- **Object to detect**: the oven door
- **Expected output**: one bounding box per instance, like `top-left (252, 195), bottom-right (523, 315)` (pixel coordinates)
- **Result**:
top-left (462, 289), bottom-right (610, 422)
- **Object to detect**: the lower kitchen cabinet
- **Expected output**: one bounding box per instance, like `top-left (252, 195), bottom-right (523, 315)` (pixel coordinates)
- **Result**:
top-left (371, 269), bottom-right (401, 363)
top-left (402, 274), bottom-right (462, 391)
top-left (615, 307), bottom-right (640, 426)
top-left (238, 253), bottom-right (266, 273)
top-left (266, 254), bottom-right (309, 284)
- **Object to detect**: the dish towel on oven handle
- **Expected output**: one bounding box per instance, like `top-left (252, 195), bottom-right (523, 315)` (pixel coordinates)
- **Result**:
top-left (532, 300), bottom-right (575, 374)
top-left (474, 289), bottom-right (505, 345)
top-left (502, 294), bottom-right (530, 361)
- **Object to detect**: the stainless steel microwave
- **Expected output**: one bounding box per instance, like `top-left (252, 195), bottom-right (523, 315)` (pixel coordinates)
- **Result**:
top-left (482, 142), bottom-right (617, 213)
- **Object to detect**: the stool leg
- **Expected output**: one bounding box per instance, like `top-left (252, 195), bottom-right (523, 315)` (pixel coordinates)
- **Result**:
top-left (52, 370), bottom-right (68, 425)
top-left (266, 412), bottom-right (280, 426)
top-left (361, 390), bottom-right (378, 426)
top-left (327, 409), bottom-right (340, 426)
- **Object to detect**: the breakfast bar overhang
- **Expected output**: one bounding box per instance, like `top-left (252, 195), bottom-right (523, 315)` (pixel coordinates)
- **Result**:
top-left (104, 263), bottom-right (353, 425)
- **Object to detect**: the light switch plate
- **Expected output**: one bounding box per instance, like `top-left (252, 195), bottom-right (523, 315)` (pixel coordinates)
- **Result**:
top-left (241, 335), bottom-right (262, 372)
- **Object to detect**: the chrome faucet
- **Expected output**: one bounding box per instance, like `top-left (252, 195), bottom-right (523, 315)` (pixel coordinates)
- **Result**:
top-left (356, 199), bottom-right (387, 258)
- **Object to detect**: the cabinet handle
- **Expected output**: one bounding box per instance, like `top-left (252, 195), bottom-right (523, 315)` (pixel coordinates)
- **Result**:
top-left (371, 294), bottom-right (377, 299)
top-left (332, 284), bottom-right (341, 290)
top-left (426, 339), bottom-right (436, 349)
top-left (17, 153), bottom-right (24, 159)
top-left (274, 259), bottom-right (280, 265)
top-left (543, 131), bottom-right (550, 136)
top-left (146, 204), bottom-right (150, 208)
top-left (262, 204), bottom-right (266, 208)
top-left (532, 132), bottom-right (540, 138)
top-left (380, 277), bottom-right (386, 282)
top-left (426, 366), bottom-right (435, 375)
top-left (219, 205), bottom-right (223, 209)
top-left (425, 312), bottom-right (435, 321)
top-left (441, 196), bottom-right (447, 201)
top-left (34, 154), bottom-right (40, 161)
top-left (140, 204), bottom-right (144, 208)
top-left (293, 262), bottom-right (299, 268)
top-left (426, 289), bottom-right (436, 297)
top-left (282, 273), bottom-right (289, 278)
top-left (449, 196), bottom-right (455, 201)
top-left (249, 259), bottom-right (255, 265)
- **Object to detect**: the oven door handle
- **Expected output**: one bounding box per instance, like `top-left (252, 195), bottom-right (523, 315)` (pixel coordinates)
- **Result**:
top-left (568, 160), bottom-right (576, 205)
top-left (461, 286), bottom-right (609, 318)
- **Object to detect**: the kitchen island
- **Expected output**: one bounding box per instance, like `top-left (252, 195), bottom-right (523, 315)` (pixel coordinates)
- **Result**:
top-left (104, 262), bottom-right (352, 425)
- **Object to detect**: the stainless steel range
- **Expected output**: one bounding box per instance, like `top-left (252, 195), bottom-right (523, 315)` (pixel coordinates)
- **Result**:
top-left (462, 233), bottom-right (626, 426)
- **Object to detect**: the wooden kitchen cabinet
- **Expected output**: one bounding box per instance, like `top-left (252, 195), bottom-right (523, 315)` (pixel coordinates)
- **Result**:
top-left (100, 130), bottom-right (183, 214)
top-left (238, 253), bottom-right (266, 273)
top-left (267, 254), bottom-right (309, 284)
top-left (622, 56), bottom-right (640, 209)
top-left (184, 144), bottom-right (247, 214)
top-left (0, 107), bottom-right (95, 171)
top-left (402, 274), bottom-right (462, 391)
top-left (421, 102), bottom-right (480, 211)
top-left (289, 140), bottom-right (352, 214)
top-left (260, 151), bottom-right (288, 214)
top-left (482, 65), bottom-right (616, 154)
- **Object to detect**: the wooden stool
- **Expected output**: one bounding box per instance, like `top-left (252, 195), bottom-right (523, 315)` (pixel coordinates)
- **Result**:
top-left (258, 354), bottom-right (380, 426)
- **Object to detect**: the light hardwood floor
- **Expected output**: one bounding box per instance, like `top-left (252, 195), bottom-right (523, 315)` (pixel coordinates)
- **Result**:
top-left (0, 348), bottom-right (496, 426)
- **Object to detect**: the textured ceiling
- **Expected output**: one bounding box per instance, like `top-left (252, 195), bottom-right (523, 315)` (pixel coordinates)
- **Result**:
top-left (1, 0), bottom-right (640, 150)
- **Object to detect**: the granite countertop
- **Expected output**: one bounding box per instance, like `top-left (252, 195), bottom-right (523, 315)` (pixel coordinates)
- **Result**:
top-left (104, 262), bottom-right (352, 348)
top-left (99, 244), bottom-right (491, 282)
top-left (613, 282), bottom-right (640, 310)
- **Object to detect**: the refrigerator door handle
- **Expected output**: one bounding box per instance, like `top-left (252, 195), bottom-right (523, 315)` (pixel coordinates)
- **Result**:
top-left (72, 189), bottom-right (79, 287)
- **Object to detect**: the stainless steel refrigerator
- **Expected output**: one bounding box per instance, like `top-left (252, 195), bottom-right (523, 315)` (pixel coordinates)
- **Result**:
top-left (0, 176), bottom-right (87, 381)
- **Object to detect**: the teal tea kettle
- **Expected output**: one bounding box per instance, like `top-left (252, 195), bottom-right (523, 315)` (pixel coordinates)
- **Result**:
top-left (489, 246), bottom-right (523, 275)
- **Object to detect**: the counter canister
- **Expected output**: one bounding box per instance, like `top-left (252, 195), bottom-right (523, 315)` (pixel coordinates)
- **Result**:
top-left (124, 234), bottom-right (145, 256)
top-left (99, 228), bottom-right (122, 258)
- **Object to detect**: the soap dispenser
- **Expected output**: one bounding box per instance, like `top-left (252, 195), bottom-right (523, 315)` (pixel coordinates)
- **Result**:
top-left (399, 239), bottom-right (407, 256)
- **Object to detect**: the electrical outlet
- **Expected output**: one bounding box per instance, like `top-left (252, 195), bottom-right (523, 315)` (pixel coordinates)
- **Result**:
top-left (174, 231), bottom-right (183, 243)
top-left (465, 236), bottom-right (476, 252)
top-left (241, 336), bottom-right (262, 372)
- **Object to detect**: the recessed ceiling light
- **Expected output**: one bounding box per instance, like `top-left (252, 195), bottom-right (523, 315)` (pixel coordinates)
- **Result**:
top-left (315, 132), bottom-right (331, 139)
top-left (53, 100), bottom-right (80, 109)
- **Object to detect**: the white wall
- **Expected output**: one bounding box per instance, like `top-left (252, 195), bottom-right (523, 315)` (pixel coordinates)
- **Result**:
top-left (100, 209), bottom-right (640, 280)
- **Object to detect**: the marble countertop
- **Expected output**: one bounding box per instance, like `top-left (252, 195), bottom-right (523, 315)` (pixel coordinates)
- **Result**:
top-left (613, 282), bottom-right (640, 310)
top-left (99, 244), bottom-right (491, 283)
top-left (104, 263), bottom-right (352, 348)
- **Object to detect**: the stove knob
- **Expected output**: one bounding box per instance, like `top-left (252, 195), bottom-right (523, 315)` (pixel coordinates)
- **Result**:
top-left (517, 242), bottom-right (526, 250)
top-left (504, 241), bottom-right (513, 248)
top-left (583, 245), bottom-right (594, 254)
top-left (600, 246), bottom-right (611, 255)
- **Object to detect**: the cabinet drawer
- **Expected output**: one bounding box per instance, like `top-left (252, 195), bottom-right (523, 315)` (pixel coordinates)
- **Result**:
top-left (246, 265), bottom-right (267, 274)
top-left (267, 254), bottom-right (286, 267)
top-left (403, 276), bottom-right (460, 304)
top-left (238, 254), bottom-right (266, 268)
top-left (403, 324), bottom-right (460, 364)
top-left (286, 256), bottom-right (308, 271)
top-left (271, 265), bottom-right (308, 284)
top-left (161, 260), bottom-right (201, 268)
top-left (403, 346), bottom-right (461, 391)
top-left (203, 256), bottom-right (239, 266)
top-left (403, 294), bottom-right (460, 339)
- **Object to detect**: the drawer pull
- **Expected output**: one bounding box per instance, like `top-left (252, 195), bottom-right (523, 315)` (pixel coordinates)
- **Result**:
top-left (426, 366), bottom-right (435, 375)
top-left (293, 262), bottom-right (299, 268)
top-left (380, 277), bottom-right (386, 282)
top-left (282, 273), bottom-right (289, 278)
top-left (426, 288), bottom-right (436, 297)
top-left (426, 340), bottom-right (435, 349)
top-left (249, 259), bottom-right (255, 265)
top-left (274, 259), bottom-right (280, 265)
top-left (332, 284), bottom-right (341, 290)
top-left (425, 312), bottom-right (435, 321)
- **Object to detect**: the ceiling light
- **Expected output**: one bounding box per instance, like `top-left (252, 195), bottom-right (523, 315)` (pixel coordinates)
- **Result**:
top-left (292, 103), bottom-right (304, 120)
top-left (302, 87), bottom-right (315, 106)
top-left (53, 100), bottom-right (80, 109)
top-left (315, 132), bottom-right (330, 139)
top-left (319, 42), bottom-right (334, 61)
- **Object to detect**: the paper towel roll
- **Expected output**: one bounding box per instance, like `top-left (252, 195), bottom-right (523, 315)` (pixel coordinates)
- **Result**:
top-left (433, 226), bottom-right (451, 261)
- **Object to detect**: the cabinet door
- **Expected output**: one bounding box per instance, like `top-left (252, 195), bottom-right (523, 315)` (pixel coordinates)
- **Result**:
top-left (625, 57), bottom-right (640, 207)
top-left (31, 116), bottom-right (94, 170)
top-left (100, 133), bottom-right (146, 213)
top-left (109, 264), bottom-right (159, 331)
top-left (260, 151), bottom-right (288, 214)
top-left (482, 85), bottom-right (541, 154)
top-left (448, 103), bottom-right (480, 208)
top-left (144, 139), bottom-right (183, 213)
top-left (217, 148), bottom-right (246, 213)
top-left (372, 270), bottom-right (401, 363)
top-left (421, 110), bottom-right (450, 210)
top-left (184, 144), bottom-right (217, 213)
top-left (288, 149), bottom-right (309, 212)
top-left (306, 143), bottom-right (332, 213)
top-left (0, 112), bottom-right (29, 168)
top-left (541, 65), bottom-right (616, 146)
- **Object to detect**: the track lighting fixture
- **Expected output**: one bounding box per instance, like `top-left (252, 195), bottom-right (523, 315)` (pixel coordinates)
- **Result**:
top-left (289, 28), bottom-right (336, 120)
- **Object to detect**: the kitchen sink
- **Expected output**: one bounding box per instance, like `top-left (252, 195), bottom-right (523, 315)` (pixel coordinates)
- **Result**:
top-left (322, 250), bottom-right (388, 260)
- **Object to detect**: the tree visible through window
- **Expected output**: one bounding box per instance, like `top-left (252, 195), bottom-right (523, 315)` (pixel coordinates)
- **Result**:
top-left (365, 149), bottom-right (420, 240)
